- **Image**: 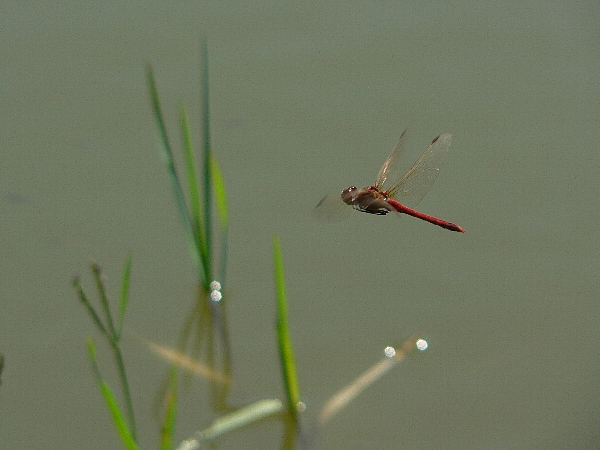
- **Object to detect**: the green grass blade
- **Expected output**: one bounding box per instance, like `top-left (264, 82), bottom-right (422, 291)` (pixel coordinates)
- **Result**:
top-left (117, 254), bottom-right (132, 338)
top-left (146, 62), bottom-right (204, 286)
top-left (99, 379), bottom-right (139, 450)
top-left (92, 263), bottom-right (117, 338)
top-left (272, 235), bottom-right (300, 419)
top-left (113, 343), bottom-right (137, 441)
top-left (146, 62), bottom-right (173, 169)
top-left (87, 337), bottom-right (99, 373)
top-left (209, 153), bottom-right (228, 232)
top-left (179, 102), bottom-right (201, 225)
top-left (78, 267), bottom-right (137, 441)
top-left (210, 153), bottom-right (229, 282)
top-left (159, 367), bottom-right (178, 450)
top-left (200, 38), bottom-right (212, 284)
top-left (87, 338), bottom-right (139, 450)
top-left (179, 103), bottom-right (210, 284)
top-left (73, 276), bottom-right (107, 335)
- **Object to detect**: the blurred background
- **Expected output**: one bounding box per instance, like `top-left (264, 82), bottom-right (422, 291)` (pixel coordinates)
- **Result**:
top-left (1, 1), bottom-right (599, 448)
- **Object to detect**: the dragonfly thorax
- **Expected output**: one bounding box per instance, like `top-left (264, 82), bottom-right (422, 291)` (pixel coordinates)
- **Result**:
top-left (341, 185), bottom-right (392, 215)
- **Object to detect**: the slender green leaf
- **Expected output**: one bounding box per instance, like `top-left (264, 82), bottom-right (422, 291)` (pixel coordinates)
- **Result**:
top-left (146, 63), bottom-right (204, 286)
top-left (146, 63), bottom-right (173, 167)
top-left (117, 254), bottom-right (132, 338)
top-left (210, 153), bottom-right (229, 282)
top-left (160, 367), bottom-right (178, 450)
top-left (209, 153), bottom-right (228, 231)
top-left (79, 269), bottom-right (137, 441)
top-left (99, 380), bottom-right (140, 450)
top-left (87, 338), bottom-right (99, 374)
top-left (92, 263), bottom-right (117, 338)
top-left (200, 38), bottom-right (212, 284)
top-left (272, 235), bottom-right (300, 419)
top-left (73, 276), bottom-right (107, 335)
top-left (114, 344), bottom-right (137, 441)
top-left (87, 338), bottom-right (139, 450)
top-left (179, 104), bottom-right (204, 246)
top-left (179, 103), bottom-right (209, 283)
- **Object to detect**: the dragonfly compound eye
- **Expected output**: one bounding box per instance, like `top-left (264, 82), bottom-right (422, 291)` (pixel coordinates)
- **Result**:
top-left (340, 186), bottom-right (357, 205)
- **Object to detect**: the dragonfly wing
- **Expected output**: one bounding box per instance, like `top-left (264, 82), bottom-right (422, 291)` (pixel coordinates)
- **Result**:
top-left (387, 133), bottom-right (452, 209)
top-left (375, 129), bottom-right (408, 189)
top-left (313, 193), bottom-right (351, 222)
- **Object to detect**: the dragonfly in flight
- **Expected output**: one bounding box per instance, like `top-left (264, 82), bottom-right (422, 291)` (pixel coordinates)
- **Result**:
top-left (318, 130), bottom-right (465, 233)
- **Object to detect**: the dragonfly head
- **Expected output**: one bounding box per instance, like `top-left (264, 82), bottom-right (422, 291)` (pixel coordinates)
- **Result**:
top-left (341, 186), bottom-right (358, 205)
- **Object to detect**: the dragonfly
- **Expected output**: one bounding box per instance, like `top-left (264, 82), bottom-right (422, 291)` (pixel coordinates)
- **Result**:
top-left (319, 130), bottom-right (465, 232)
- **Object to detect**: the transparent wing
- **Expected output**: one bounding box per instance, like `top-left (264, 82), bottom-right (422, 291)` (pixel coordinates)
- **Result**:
top-left (387, 134), bottom-right (452, 209)
top-left (313, 193), bottom-right (351, 222)
top-left (375, 129), bottom-right (409, 189)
